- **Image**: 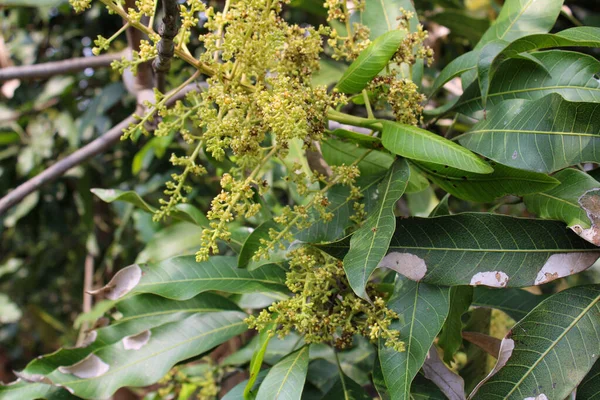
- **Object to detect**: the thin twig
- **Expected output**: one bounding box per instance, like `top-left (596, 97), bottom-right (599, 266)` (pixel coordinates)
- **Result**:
top-left (0, 51), bottom-right (126, 82)
top-left (153, 0), bottom-right (179, 92)
top-left (0, 83), bottom-right (200, 215)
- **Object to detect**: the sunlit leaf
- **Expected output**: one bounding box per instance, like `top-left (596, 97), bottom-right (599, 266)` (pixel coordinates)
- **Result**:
top-left (255, 346), bottom-right (310, 400)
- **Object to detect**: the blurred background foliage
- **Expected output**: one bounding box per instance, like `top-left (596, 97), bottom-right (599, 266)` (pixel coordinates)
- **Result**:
top-left (1, 0), bottom-right (599, 392)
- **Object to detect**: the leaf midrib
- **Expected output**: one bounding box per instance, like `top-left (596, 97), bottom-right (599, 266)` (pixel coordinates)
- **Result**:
top-left (275, 347), bottom-right (308, 398)
top-left (462, 129), bottom-right (599, 138)
top-left (458, 85), bottom-right (600, 108)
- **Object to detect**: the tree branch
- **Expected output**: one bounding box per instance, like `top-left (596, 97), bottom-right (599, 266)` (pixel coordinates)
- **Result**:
top-left (0, 51), bottom-right (126, 82)
top-left (153, 0), bottom-right (179, 92)
top-left (0, 83), bottom-right (200, 215)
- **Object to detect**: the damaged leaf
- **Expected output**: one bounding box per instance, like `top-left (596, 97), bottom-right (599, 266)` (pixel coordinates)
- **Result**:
top-left (470, 284), bottom-right (600, 399)
top-left (422, 346), bottom-right (466, 400)
top-left (572, 188), bottom-right (600, 246)
top-left (88, 264), bottom-right (142, 300)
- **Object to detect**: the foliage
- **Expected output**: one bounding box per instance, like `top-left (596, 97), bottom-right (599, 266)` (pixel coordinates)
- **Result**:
top-left (2, 0), bottom-right (600, 399)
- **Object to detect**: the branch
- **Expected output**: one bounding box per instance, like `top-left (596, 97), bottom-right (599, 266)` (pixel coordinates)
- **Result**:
top-left (0, 51), bottom-right (126, 82)
top-left (0, 83), bottom-right (200, 215)
top-left (153, 0), bottom-right (179, 92)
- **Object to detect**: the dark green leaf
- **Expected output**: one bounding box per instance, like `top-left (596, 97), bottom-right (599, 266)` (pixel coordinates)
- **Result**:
top-left (577, 358), bottom-right (600, 400)
top-left (381, 121), bottom-right (493, 174)
top-left (319, 213), bottom-right (600, 287)
top-left (459, 94), bottom-right (600, 173)
top-left (343, 159), bottom-right (410, 299)
top-left (471, 284), bottom-right (600, 399)
top-left (379, 278), bottom-right (450, 399)
top-left (438, 286), bottom-right (473, 363)
top-left (256, 346), bottom-right (310, 400)
top-left (322, 373), bottom-right (371, 400)
top-left (472, 287), bottom-right (547, 322)
top-left (413, 161), bottom-right (559, 202)
top-left (239, 221), bottom-right (288, 270)
top-left (336, 30), bottom-right (406, 94)
top-left (321, 137), bottom-right (394, 177)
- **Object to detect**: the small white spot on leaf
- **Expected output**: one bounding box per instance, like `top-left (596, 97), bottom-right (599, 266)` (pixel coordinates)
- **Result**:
top-left (13, 371), bottom-right (52, 384)
top-left (379, 252), bottom-right (427, 281)
top-left (88, 264), bottom-right (142, 300)
top-left (512, 150), bottom-right (518, 160)
top-left (469, 338), bottom-right (514, 398)
top-left (122, 330), bottom-right (151, 350)
top-left (470, 271), bottom-right (509, 288)
top-left (534, 253), bottom-right (599, 285)
top-left (524, 395), bottom-right (548, 400)
top-left (58, 354), bottom-right (109, 378)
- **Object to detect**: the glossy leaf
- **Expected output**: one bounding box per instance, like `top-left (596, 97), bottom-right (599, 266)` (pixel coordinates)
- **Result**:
top-left (459, 94), bottom-right (600, 173)
top-left (343, 159), bottom-right (410, 299)
top-left (524, 168), bottom-right (600, 228)
top-left (379, 278), bottom-right (450, 400)
top-left (131, 256), bottom-right (287, 300)
top-left (455, 51), bottom-right (600, 115)
top-left (478, 27), bottom-right (600, 105)
top-left (438, 286), bottom-right (473, 363)
top-left (413, 161), bottom-right (559, 202)
top-left (381, 121), bottom-right (493, 174)
top-left (336, 30), bottom-right (406, 94)
top-left (472, 287), bottom-right (546, 322)
top-left (319, 213), bottom-right (600, 287)
top-left (255, 346), bottom-right (310, 400)
top-left (471, 284), bottom-right (600, 399)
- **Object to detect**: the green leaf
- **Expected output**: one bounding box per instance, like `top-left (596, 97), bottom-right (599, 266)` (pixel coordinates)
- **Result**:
top-left (41, 311), bottom-right (247, 399)
top-left (413, 161), bottom-right (559, 202)
top-left (336, 30), bottom-right (406, 94)
top-left (381, 121), bottom-right (493, 174)
top-left (91, 189), bottom-right (208, 227)
top-left (577, 358), bottom-right (600, 400)
top-left (429, 51), bottom-right (478, 97)
top-left (245, 321), bottom-right (275, 399)
top-left (22, 293), bottom-right (240, 377)
top-left (438, 286), bottom-right (473, 363)
top-left (322, 373), bottom-right (371, 400)
top-left (222, 370), bottom-right (269, 400)
top-left (255, 346), bottom-right (310, 400)
top-left (471, 284), bottom-right (600, 399)
top-left (239, 221), bottom-right (288, 270)
top-left (379, 278), bottom-right (450, 400)
top-left (321, 137), bottom-right (394, 177)
top-left (0, 382), bottom-right (76, 400)
top-left (318, 213), bottom-right (600, 287)
top-left (455, 51), bottom-right (600, 115)
top-left (410, 374), bottom-right (448, 400)
top-left (429, 9), bottom-right (490, 44)
top-left (131, 256), bottom-right (288, 300)
top-left (406, 164), bottom-right (429, 193)
top-left (342, 159), bottom-right (410, 299)
top-left (524, 168), bottom-right (600, 228)
top-left (476, 0), bottom-right (563, 49)
top-left (472, 287), bottom-right (547, 322)
top-left (478, 27), bottom-right (600, 106)
top-left (358, 0), bottom-right (417, 40)
top-left (458, 94), bottom-right (600, 173)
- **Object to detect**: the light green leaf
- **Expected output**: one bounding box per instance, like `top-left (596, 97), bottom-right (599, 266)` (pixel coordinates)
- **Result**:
top-left (471, 284), bottom-right (600, 399)
top-left (438, 286), bottom-right (473, 363)
top-left (406, 164), bottom-right (429, 193)
top-left (381, 121), bottom-right (493, 174)
top-left (413, 161), bottom-right (559, 202)
top-left (131, 256), bottom-right (287, 300)
top-left (456, 51), bottom-right (600, 115)
top-left (222, 370), bottom-right (269, 400)
top-left (0, 381), bottom-right (75, 400)
top-left (336, 30), bottom-right (406, 94)
top-left (135, 222), bottom-right (203, 263)
top-left (458, 94), bottom-right (600, 173)
top-left (430, 51), bottom-right (478, 97)
top-left (256, 346), bottom-right (310, 400)
top-left (358, 0), bottom-right (417, 40)
top-left (524, 168), bottom-right (600, 228)
top-left (318, 213), bottom-right (600, 287)
top-left (245, 321), bottom-right (275, 399)
top-left (472, 287), bottom-right (547, 322)
top-left (42, 311), bottom-right (247, 399)
top-left (343, 159), bottom-right (410, 299)
top-left (379, 278), bottom-right (450, 400)
top-left (321, 137), bottom-right (394, 176)
top-left (239, 221), bottom-right (288, 270)
top-left (577, 358), bottom-right (600, 400)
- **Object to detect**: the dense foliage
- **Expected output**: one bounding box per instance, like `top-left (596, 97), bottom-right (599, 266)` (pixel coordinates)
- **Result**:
top-left (2, 0), bottom-right (600, 399)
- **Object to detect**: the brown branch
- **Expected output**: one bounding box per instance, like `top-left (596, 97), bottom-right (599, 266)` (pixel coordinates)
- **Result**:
top-left (0, 51), bottom-right (126, 82)
top-left (0, 83), bottom-right (200, 215)
top-left (153, 0), bottom-right (179, 92)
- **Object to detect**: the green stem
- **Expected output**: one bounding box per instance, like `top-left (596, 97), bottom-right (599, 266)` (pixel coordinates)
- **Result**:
top-left (333, 349), bottom-right (349, 400)
top-left (326, 108), bottom-right (382, 130)
top-left (362, 89), bottom-right (374, 120)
